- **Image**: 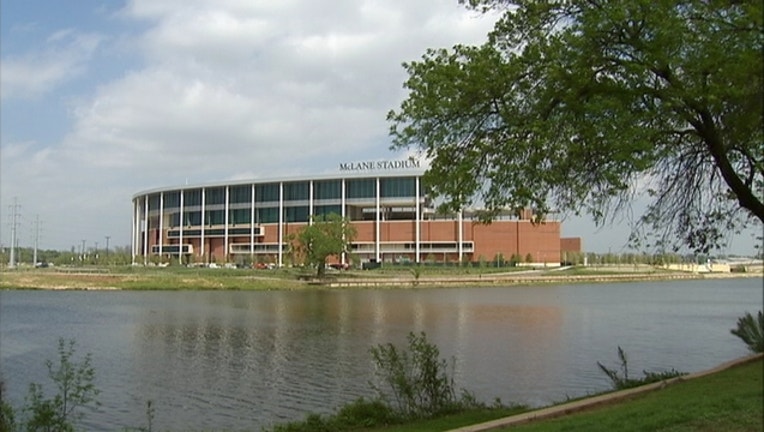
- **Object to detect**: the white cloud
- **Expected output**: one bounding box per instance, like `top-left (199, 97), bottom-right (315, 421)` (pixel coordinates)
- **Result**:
top-left (1, 0), bottom-right (499, 250)
top-left (1, 30), bottom-right (102, 100)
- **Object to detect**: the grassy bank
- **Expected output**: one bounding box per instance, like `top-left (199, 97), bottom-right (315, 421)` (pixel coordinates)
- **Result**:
top-left (1, 264), bottom-right (757, 290)
top-left (364, 357), bottom-right (762, 432)
top-left (0, 266), bottom-right (306, 290)
top-left (490, 356), bottom-right (763, 432)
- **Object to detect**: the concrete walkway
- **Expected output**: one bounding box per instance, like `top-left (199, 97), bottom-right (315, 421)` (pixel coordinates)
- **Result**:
top-left (447, 353), bottom-right (763, 432)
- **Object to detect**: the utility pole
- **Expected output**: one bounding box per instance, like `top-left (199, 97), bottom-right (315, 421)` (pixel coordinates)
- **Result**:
top-left (33, 214), bottom-right (40, 266)
top-left (81, 239), bottom-right (86, 262)
top-left (105, 235), bottom-right (110, 258)
top-left (8, 197), bottom-right (20, 268)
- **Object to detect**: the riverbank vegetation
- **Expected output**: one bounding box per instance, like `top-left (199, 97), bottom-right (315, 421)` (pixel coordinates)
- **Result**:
top-left (731, 310), bottom-right (764, 353)
top-left (2, 262), bottom-right (758, 291)
top-left (493, 356), bottom-right (762, 432)
top-left (266, 332), bottom-right (523, 432)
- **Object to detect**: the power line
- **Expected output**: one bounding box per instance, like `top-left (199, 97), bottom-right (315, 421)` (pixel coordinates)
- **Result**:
top-left (7, 197), bottom-right (20, 268)
top-left (33, 215), bottom-right (41, 266)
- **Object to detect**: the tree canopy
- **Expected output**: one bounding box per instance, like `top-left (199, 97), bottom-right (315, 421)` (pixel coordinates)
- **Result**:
top-left (388, 0), bottom-right (763, 252)
top-left (291, 213), bottom-right (356, 277)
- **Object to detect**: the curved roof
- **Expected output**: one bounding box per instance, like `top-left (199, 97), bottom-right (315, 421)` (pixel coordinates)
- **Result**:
top-left (132, 167), bottom-right (427, 199)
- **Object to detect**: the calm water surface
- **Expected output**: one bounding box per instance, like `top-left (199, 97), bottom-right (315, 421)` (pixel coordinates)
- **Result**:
top-left (1, 278), bottom-right (761, 431)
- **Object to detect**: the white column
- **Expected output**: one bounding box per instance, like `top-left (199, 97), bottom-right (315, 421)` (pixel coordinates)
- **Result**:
top-left (341, 179), bottom-right (347, 265)
top-left (309, 180), bottom-right (314, 223)
top-left (158, 192), bottom-right (164, 257)
top-left (200, 188), bottom-right (206, 260)
top-left (375, 177), bottom-right (380, 262)
top-left (131, 198), bottom-right (137, 264)
top-left (278, 182), bottom-right (284, 267)
top-left (250, 184), bottom-right (255, 257)
top-left (341, 179), bottom-right (346, 218)
top-left (179, 190), bottom-right (184, 264)
top-left (458, 208), bottom-right (464, 263)
top-left (142, 195), bottom-right (149, 264)
top-left (415, 176), bottom-right (420, 264)
top-left (224, 186), bottom-right (230, 262)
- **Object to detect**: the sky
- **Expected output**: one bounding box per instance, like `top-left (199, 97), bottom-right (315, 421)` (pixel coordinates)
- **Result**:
top-left (1, 0), bottom-right (761, 256)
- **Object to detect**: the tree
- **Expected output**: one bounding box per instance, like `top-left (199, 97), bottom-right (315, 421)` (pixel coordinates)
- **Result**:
top-left (23, 338), bottom-right (100, 431)
top-left (388, 0), bottom-right (763, 253)
top-left (291, 213), bottom-right (357, 278)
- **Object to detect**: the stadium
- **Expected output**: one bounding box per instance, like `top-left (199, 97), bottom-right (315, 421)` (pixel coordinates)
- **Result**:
top-left (131, 161), bottom-right (579, 266)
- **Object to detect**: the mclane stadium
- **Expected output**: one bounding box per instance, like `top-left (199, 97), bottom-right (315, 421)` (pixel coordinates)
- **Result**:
top-left (131, 160), bottom-right (580, 266)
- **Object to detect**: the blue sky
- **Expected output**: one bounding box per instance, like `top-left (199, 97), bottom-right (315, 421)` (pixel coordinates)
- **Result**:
top-left (1, 0), bottom-right (760, 255)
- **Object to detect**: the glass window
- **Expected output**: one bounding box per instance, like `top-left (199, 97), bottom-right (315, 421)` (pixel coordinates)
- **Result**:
top-left (184, 189), bottom-right (202, 207)
top-left (230, 185), bottom-right (251, 204)
top-left (206, 210), bottom-right (224, 225)
top-left (285, 206), bottom-right (309, 222)
top-left (314, 205), bottom-right (342, 217)
top-left (164, 191), bottom-right (181, 209)
top-left (206, 187), bottom-right (226, 205)
top-left (346, 178), bottom-right (376, 199)
top-left (148, 194), bottom-right (161, 211)
top-left (284, 182), bottom-right (309, 201)
top-left (314, 180), bottom-right (341, 200)
top-left (255, 183), bottom-right (280, 203)
top-left (229, 208), bottom-right (250, 225)
top-left (185, 211), bottom-right (201, 226)
top-left (170, 212), bottom-right (180, 227)
top-left (256, 207), bottom-right (279, 223)
top-left (381, 177), bottom-right (416, 198)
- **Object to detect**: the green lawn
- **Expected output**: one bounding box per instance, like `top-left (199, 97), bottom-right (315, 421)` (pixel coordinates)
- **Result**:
top-left (504, 359), bottom-right (762, 432)
top-left (363, 357), bottom-right (762, 432)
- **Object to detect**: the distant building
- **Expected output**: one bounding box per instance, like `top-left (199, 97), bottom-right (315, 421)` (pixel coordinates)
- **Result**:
top-left (131, 162), bottom-right (581, 266)
top-left (560, 237), bottom-right (582, 256)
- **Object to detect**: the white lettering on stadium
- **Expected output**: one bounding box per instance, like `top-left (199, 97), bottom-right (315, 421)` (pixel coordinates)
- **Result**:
top-left (339, 159), bottom-right (421, 171)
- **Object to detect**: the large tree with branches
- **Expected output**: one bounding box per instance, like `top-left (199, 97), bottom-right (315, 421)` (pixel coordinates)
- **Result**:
top-left (290, 213), bottom-right (356, 277)
top-left (388, 0), bottom-right (762, 252)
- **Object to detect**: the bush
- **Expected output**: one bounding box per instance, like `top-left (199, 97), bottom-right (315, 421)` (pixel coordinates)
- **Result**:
top-left (731, 311), bottom-right (764, 353)
top-left (333, 398), bottom-right (395, 429)
top-left (10, 338), bottom-right (101, 432)
top-left (267, 398), bottom-right (395, 432)
top-left (597, 346), bottom-right (686, 390)
top-left (1, 379), bottom-right (15, 432)
top-left (268, 333), bottom-right (487, 431)
top-left (369, 332), bottom-right (479, 419)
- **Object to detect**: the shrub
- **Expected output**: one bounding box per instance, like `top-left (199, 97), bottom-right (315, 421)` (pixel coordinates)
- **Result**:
top-left (333, 398), bottom-right (395, 429)
top-left (369, 332), bottom-right (479, 419)
top-left (409, 267), bottom-right (421, 286)
top-left (597, 346), bottom-right (686, 390)
top-left (731, 311), bottom-right (764, 353)
top-left (22, 338), bottom-right (100, 431)
top-left (268, 399), bottom-right (395, 432)
top-left (1, 378), bottom-right (15, 432)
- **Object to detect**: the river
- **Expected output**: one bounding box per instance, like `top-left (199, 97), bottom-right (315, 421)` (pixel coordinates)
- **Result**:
top-left (1, 277), bottom-right (761, 431)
